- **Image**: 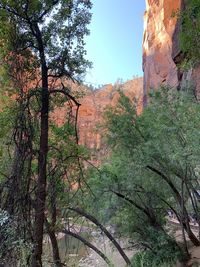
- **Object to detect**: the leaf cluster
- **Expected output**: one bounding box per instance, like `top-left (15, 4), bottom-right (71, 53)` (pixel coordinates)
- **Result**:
top-left (179, 0), bottom-right (200, 67)
top-left (0, 0), bottom-right (92, 81)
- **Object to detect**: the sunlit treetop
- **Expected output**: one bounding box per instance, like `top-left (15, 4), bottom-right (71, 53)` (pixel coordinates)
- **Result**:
top-left (0, 0), bottom-right (92, 81)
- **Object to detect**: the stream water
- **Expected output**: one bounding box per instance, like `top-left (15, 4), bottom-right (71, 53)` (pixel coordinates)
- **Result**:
top-left (43, 230), bottom-right (135, 267)
top-left (43, 233), bottom-right (90, 266)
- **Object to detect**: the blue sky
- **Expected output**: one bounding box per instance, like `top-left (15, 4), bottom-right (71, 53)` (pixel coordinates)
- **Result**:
top-left (84, 0), bottom-right (146, 86)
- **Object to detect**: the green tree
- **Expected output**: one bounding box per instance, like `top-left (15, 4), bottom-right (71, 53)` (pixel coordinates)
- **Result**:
top-left (0, 1), bottom-right (92, 266)
top-left (84, 86), bottom-right (200, 265)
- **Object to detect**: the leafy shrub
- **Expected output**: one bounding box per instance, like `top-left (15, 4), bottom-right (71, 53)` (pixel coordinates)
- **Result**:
top-left (132, 251), bottom-right (178, 267)
top-left (0, 209), bottom-right (32, 266)
top-left (131, 229), bottom-right (184, 267)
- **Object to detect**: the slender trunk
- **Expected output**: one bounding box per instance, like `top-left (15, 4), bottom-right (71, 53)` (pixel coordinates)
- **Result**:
top-left (46, 175), bottom-right (62, 267)
top-left (45, 219), bottom-right (62, 267)
top-left (31, 23), bottom-right (49, 267)
top-left (147, 165), bottom-right (200, 246)
top-left (181, 180), bottom-right (189, 256)
top-left (48, 231), bottom-right (62, 267)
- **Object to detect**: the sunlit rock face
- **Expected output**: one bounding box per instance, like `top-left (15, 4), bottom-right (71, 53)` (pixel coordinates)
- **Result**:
top-left (48, 78), bottom-right (143, 165)
top-left (78, 78), bottom-right (143, 165)
top-left (143, 0), bottom-right (182, 104)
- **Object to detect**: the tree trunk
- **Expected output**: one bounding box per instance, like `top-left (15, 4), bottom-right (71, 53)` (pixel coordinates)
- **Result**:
top-left (45, 175), bottom-right (62, 267)
top-left (45, 219), bottom-right (62, 267)
top-left (31, 23), bottom-right (49, 267)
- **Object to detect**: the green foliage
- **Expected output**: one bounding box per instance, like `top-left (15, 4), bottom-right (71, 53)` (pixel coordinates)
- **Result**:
top-left (46, 120), bottom-right (90, 208)
top-left (131, 229), bottom-right (184, 267)
top-left (131, 251), bottom-right (176, 267)
top-left (179, 0), bottom-right (200, 67)
top-left (0, 0), bottom-right (92, 81)
top-left (83, 85), bottom-right (200, 265)
top-left (0, 96), bottom-right (16, 183)
top-left (0, 209), bottom-right (32, 266)
top-left (105, 87), bottom-right (200, 189)
top-left (0, 0), bottom-right (92, 264)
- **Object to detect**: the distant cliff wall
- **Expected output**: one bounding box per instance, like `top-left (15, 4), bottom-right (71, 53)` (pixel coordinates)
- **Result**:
top-left (78, 78), bottom-right (143, 164)
top-left (52, 78), bottom-right (143, 165)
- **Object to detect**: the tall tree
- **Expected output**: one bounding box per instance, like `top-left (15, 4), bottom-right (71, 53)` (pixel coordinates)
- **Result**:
top-left (84, 87), bottom-right (200, 265)
top-left (0, 1), bottom-right (92, 266)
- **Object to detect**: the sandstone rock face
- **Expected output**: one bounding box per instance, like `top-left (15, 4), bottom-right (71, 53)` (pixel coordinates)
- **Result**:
top-left (51, 78), bottom-right (143, 164)
top-left (78, 78), bottom-right (143, 164)
top-left (143, 0), bottom-right (200, 99)
top-left (143, 0), bottom-right (182, 104)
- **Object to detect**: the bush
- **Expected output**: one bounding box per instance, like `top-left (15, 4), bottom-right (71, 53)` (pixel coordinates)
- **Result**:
top-left (131, 229), bottom-right (184, 267)
top-left (132, 251), bottom-right (178, 267)
top-left (0, 209), bottom-right (32, 266)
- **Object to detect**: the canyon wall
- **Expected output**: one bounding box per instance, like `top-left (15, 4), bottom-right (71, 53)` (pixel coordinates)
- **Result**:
top-left (143, 0), bottom-right (182, 103)
top-left (78, 78), bottom-right (143, 164)
top-left (52, 78), bottom-right (143, 164)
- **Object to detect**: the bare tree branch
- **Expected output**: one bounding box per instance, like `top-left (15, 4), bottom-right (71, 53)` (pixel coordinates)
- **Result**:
top-left (68, 207), bottom-right (131, 266)
top-left (61, 228), bottom-right (112, 266)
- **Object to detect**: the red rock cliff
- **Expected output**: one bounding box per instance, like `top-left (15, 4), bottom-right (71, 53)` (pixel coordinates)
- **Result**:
top-left (78, 78), bottom-right (143, 164)
top-left (52, 78), bottom-right (143, 164)
top-left (143, 0), bottom-right (182, 103)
